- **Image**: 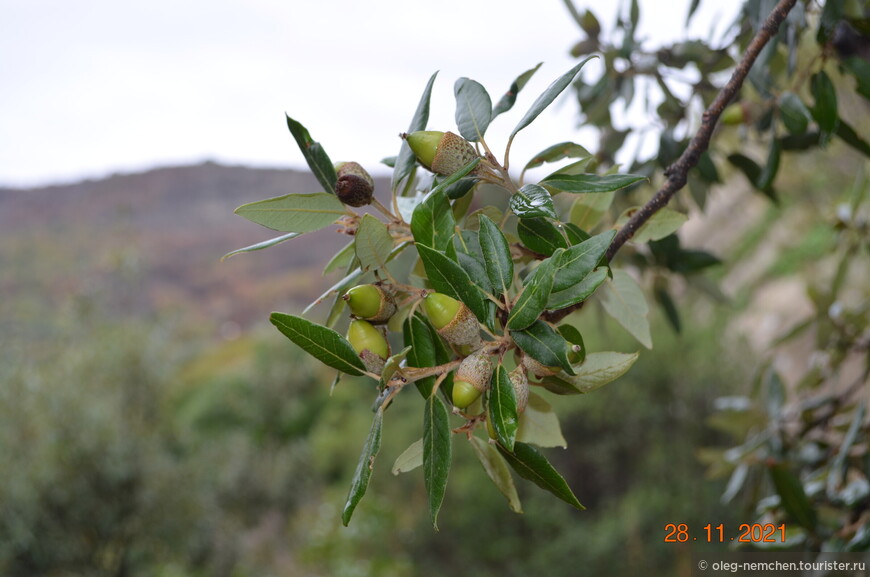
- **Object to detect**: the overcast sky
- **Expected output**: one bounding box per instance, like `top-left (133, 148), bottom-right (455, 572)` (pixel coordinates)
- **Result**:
top-left (0, 0), bottom-right (736, 188)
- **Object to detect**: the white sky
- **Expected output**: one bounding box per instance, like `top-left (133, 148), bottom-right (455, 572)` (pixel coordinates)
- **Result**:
top-left (0, 0), bottom-right (737, 187)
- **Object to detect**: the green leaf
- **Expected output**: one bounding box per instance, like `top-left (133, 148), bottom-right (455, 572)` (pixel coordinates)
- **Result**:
top-left (393, 72), bottom-right (438, 192)
top-left (417, 244), bottom-right (487, 323)
top-left (342, 410), bottom-right (383, 526)
top-left (827, 403), bottom-right (866, 498)
top-left (522, 142), bottom-right (592, 173)
top-left (842, 57), bottom-right (870, 101)
top-left (478, 215), bottom-right (514, 295)
top-left (516, 392), bottom-right (567, 448)
top-left (557, 324), bottom-right (585, 364)
top-left (411, 189), bottom-right (456, 252)
top-left (811, 71), bottom-right (838, 146)
top-left (456, 252), bottom-right (498, 332)
top-left (323, 239), bottom-right (356, 274)
top-left (234, 192), bottom-right (345, 233)
top-left (816, 0), bottom-right (843, 45)
top-left (441, 177), bottom-right (478, 200)
top-left (541, 351), bottom-right (639, 395)
top-left (570, 190), bottom-right (614, 230)
top-left (423, 396), bottom-right (452, 529)
top-left (654, 282), bottom-right (682, 333)
top-left (492, 62), bottom-right (542, 119)
top-left (769, 464), bottom-right (817, 532)
top-left (512, 320), bottom-right (575, 375)
top-left (517, 218), bottom-right (568, 256)
top-left (757, 136), bottom-right (781, 193)
top-left (221, 232), bottom-right (301, 261)
top-left (563, 223), bottom-right (591, 244)
top-left (506, 250), bottom-right (562, 330)
top-left (392, 439), bottom-right (423, 475)
top-left (489, 365), bottom-right (519, 451)
top-left (631, 208), bottom-right (688, 244)
top-left (510, 184), bottom-right (556, 219)
top-left (403, 314), bottom-right (438, 398)
top-left (542, 173), bottom-right (646, 194)
top-left (270, 313), bottom-right (366, 376)
top-left (727, 153), bottom-right (762, 184)
top-left (355, 214), bottom-right (393, 272)
top-left (378, 346), bottom-right (412, 390)
top-left (552, 230), bottom-right (614, 292)
top-left (285, 115), bottom-right (338, 194)
top-left (510, 57), bottom-right (596, 141)
top-left (686, 0), bottom-right (701, 24)
top-left (779, 91), bottom-right (811, 135)
top-left (547, 267), bottom-right (608, 310)
top-left (454, 77), bottom-right (492, 142)
top-left (600, 270), bottom-right (652, 349)
top-left (836, 120), bottom-right (870, 159)
top-left (469, 436), bottom-right (523, 513)
top-left (498, 442), bottom-right (583, 510)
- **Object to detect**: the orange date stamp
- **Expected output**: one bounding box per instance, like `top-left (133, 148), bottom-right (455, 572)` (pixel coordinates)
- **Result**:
top-left (664, 523), bottom-right (787, 543)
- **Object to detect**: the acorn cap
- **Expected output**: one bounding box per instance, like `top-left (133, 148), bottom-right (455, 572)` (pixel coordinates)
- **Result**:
top-left (343, 284), bottom-right (396, 323)
top-left (452, 351), bottom-right (492, 409)
top-left (422, 292), bottom-right (482, 347)
top-left (522, 354), bottom-right (561, 379)
top-left (403, 131), bottom-right (479, 176)
top-left (335, 161), bottom-right (374, 187)
top-left (347, 319), bottom-right (389, 373)
top-left (509, 365), bottom-right (529, 414)
top-left (334, 161), bottom-right (374, 207)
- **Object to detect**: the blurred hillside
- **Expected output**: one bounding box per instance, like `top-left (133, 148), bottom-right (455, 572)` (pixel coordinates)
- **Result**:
top-left (0, 162), bottom-right (370, 337)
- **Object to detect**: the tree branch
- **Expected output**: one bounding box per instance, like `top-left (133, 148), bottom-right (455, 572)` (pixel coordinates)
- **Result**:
top-left (607, 0), bottom-right (797, 261)
top-left (546, 0), bottom-right (798, 324)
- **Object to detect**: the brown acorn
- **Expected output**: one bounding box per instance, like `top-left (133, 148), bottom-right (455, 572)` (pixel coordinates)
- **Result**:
top-left (451, 350), bottom-right (492, 409)
top-left (422, 292), bottom-right (482, 348)
top-left (343, 284), bottom-right (396, 323)
top-left (334, 161), bottom-right (374, 207)
top-left (402, 131), bottom-right (480, 176)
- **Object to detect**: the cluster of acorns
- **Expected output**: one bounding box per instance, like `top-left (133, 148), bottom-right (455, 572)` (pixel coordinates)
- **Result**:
top-left (343, 284), bottom-right (536, 416)
top-left (336, 129), bottom-right (579, 421)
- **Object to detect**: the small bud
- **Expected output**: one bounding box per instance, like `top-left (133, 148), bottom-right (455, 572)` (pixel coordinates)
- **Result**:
top-left (452, 350), bottom-right (492, 409)
top-left (422, 292), bottom-right (482, 348)
top-left (334, 161), bottom-right (374, 207)
top-left (402, 131), bottom-right (479, 176)
top-left (347, 319), bottom-right (389, 374)
top-left (343, 284), bottom-right (396, 323)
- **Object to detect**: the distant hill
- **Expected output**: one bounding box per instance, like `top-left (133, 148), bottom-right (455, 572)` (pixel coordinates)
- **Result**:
top-left (0, 162), bottom-right (385, 334)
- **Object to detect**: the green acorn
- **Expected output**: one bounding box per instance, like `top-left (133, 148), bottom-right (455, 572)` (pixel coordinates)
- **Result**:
top-left (452, 350), bottom-right (492, 409)
top-left (402, 131), bottom-right (479, 176)
top-left (347, 319), bottom-right (389, 374)
top-left (422, 292), bottom-right (482, 348)
top-left (334, 161), bottom-right (374, 207)
top-left (509, 365), bottom-right (529, 414)
top-left (343, 284), bottom-right (396, 323)
top-left (719, 103), bottom-right (745, 126)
